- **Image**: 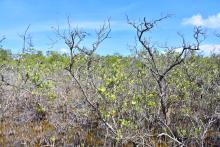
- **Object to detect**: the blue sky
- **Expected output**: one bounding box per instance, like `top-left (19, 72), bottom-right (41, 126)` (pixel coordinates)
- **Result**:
top-left (0, 0), bottom-right (220, 55)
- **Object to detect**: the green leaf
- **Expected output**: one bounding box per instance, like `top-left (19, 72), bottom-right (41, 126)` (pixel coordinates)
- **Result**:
top-left (98, 86), bottom-right (106, 93)
top-left (147, 101), bottom-right (156, 107)
top-left (131, 100), bottom-right (137, 105)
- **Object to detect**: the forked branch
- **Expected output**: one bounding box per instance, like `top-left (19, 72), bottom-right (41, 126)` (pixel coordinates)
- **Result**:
top-left (55, 17), bottom-right (115, 135)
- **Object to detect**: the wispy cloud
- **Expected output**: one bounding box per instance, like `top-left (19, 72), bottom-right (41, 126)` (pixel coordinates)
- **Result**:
top-left (198, 44), bottom-right (220, 54)
top-left (0, 19), bottom-right (131, 39)
top-left (60, 48), bottom-right (68, 54)
top-left (175, 44), bottom-right (220, 55)
top-left (182, 13), bottom-right (220, 29)
top-left (54, 20), bottom-right (130, 32)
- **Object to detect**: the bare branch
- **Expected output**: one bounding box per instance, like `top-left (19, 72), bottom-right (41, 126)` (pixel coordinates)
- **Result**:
top-left (0, 36), bottom-right (6, 44)
top-left (127, 15), bottom-right (170, 77)
top-left (129, 15), bottom-right (206, 125)
top-left (0, 36), bottom-right (6, 48)
top-left (159, 26), bottom-right (206, 82)
top-left (201, 118), bottom-right (216, 147)
top-left (55, 17), bottom-right (115, 136)
top-left (18, 24), bottom-right (33, 53)
top-left (157, 133), bottom-right (184, 146)
top-left (92, 19), bottom-right (111, 54)
top-left (54, 18), bottom-right (88, 72)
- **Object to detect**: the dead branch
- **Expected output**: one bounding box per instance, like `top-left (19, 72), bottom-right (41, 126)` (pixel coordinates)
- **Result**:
top-left (157, 133), bottom-right (184, 146)
top-left (18, 24), bottom-right (33, 53)
top-left (128, 16), bottom-right (206, 124)
top-left (127, 15), bottom-right (170, 74)
top-left (0, 36), bottom-right (6, 45)
top-left (55, 17), bottom-right (115, 135)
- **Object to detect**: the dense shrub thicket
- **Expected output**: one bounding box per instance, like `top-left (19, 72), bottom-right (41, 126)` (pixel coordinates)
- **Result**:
top-left (0, 50), bottom-right (219, 146)
top-left (0, 17), bottom-right (220, 147)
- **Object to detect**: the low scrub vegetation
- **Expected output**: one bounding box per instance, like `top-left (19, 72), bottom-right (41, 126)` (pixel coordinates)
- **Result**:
top-left (0, 17), bottom-right (220, 146)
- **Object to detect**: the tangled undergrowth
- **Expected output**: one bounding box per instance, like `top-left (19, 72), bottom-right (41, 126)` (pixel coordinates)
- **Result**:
top-left (0, 16), bottom-right (220, 147)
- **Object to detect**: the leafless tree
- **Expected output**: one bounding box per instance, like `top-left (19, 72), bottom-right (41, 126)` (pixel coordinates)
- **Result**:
top-left (54, 18), bottom-right (117, 135)
top-left (127, 16), bottom-right (206, 145)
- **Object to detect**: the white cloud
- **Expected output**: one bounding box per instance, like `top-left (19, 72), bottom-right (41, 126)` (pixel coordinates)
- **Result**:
top-left (60, 48), bottom-right (69, 54)
top-left (175, 44), bottom-right (220, 55)
top-left (198, 44), bottom-right (220, 54)
top-left (183, 15), bottom-right (204, 26)
top-left (183, 13), bottom-right (220, 28)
